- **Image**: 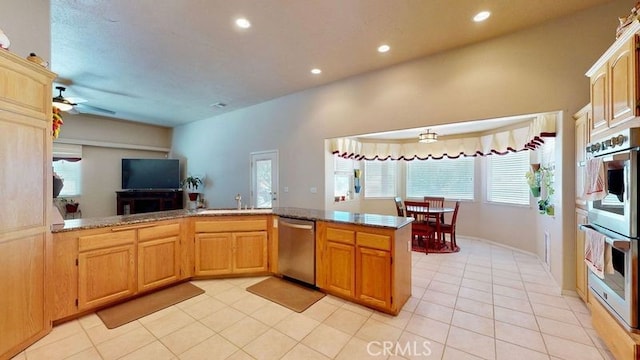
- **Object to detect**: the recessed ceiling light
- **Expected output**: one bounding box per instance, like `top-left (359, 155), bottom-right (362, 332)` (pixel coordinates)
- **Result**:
top-left (235, 18), bottom-right (251, 29)
top-left (377, 44), bottom-right (390, 53)
top-left (311, 68), bottom-right (322, 75)
top-left (473, 11), bottom-right (491, 22)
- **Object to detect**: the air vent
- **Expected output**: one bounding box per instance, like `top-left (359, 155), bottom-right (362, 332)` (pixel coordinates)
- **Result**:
top-left (210, 102), bottom-right (227, 109)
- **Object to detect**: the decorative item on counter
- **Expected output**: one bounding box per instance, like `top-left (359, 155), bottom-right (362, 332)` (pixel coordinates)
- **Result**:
top-left (354, 169), bottom-right (361, 194)
top-left (60, 198), bottom-right (79, 213)
top-left (0, 28), bottom-right (10, 50)
top-left (52, 106), bottom-right (64, 138)
top-left (26, 52), bottom-right (48, 67)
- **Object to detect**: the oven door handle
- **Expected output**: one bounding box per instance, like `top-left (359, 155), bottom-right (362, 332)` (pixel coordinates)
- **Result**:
top-left (579, 224), bottom-right (631, 252)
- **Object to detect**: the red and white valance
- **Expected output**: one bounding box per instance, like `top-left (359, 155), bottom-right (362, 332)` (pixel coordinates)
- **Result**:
top-left (331, 113), bottom-right (556, 160)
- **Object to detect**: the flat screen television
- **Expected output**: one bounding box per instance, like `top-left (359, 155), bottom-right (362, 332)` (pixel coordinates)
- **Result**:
top-left (121, 158), bottom-right (180, 190)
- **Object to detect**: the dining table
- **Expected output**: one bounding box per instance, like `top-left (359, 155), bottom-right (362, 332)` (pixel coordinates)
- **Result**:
top-left (404, 201), bottom-right (455, 246)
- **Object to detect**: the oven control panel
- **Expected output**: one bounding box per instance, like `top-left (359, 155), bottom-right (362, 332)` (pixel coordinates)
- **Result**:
top-left (586, 127), bottom-right (640, 157)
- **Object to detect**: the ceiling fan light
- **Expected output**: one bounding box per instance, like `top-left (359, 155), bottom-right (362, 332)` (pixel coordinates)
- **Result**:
top-left (418, 130), bottom-right (438, 143)
top-left (52, 99), bottom-right (73, 111)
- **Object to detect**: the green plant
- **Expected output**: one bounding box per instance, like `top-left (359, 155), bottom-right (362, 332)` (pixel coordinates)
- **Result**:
top-left (525, 169), bottom-right (541, 188)
top-left (181, 176), bottom-right (203, 191)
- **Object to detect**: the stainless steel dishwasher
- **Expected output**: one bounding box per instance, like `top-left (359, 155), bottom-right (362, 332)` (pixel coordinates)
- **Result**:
top-left (278, 217), bottom-right (316, 286)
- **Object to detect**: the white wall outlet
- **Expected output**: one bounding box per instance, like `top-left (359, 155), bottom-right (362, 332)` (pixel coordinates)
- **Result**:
top-left (284, 186), bottom-right (289, 193)
top-left (310, 187), bottom-right (317, 193)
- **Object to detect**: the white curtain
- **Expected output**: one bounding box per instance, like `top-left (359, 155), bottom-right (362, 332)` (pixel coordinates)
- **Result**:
top-left (331, 113), bottom-right (556, 160)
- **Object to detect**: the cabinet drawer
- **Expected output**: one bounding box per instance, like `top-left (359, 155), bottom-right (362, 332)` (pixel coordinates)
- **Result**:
top-left (326, 227), bottom-right (355, 244)
top-left (357, 232), bottom-right (390, 251)
top-left (138, 223), bottom-right (180, 242)
top-left (78, 230), bottom-right (136, 252)
top-left (195, 219), bottom-right (267, 233)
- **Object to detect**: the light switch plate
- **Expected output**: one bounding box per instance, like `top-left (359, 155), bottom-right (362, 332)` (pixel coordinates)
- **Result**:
top-left (310, 187), bottom-right (317, 193)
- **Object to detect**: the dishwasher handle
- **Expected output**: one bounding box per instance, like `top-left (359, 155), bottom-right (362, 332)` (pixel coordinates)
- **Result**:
top-left (279, 220), bottom-right (314, 230)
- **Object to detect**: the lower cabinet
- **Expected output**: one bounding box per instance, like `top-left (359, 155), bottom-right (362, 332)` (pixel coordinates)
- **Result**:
top-left (576, 208), bottom-right (589, 303)
top-left (193, 217), bottom-right (269, 276)
top-left (53, 220), bottom-right (184, 319)
top-left (317, 221), bottom-right (411, 314)
top-left (78, 231), bottom-right (136, 310)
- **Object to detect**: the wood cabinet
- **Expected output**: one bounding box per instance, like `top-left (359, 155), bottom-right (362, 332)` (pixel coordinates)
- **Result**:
top-left (116, 190), bottom-right (183, 215)
top-left (586, 23), bottom-right (639, 137)
top-left (138, 222), bottom-right (181, 292)
top-left (574, 105), bottom-right (590, 208)
top-left (0, 50), bottom-right (56, 359)
top-left (575, 209), bottom-right (589, 303)
top-left (52, 219), bottom-right (184, 319)
top-left (78, 230), bottom-right (137, 310)
top-left (316, 221), bottom-right (411, 314)
top-left (193, 217), bottom-right (269, 276)
top-left (590, 293), bottom-right (640, 360)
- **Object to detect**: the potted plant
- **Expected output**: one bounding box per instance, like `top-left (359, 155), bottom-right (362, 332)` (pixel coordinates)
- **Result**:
top-left (181, 176), bottom-right (203, 201)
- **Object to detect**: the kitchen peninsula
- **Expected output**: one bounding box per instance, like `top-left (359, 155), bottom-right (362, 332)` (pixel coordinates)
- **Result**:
top-left (51, 208), bottom-right (413, 323)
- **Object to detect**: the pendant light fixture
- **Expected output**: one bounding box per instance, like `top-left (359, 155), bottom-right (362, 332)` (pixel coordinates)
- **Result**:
top-left (418, 129), bottom-right (438, 143)
top-left (52, 86), bottom-right (75, 111)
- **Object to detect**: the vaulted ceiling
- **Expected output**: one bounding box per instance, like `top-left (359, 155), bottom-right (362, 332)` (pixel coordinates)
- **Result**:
top-left (51, 0), bottom-right (614, 127)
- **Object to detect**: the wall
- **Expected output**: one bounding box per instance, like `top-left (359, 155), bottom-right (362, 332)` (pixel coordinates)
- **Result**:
top-left (172, 1), bottom-right (633, 291)
top-left (55, 114), bottom-right (173, 217)
top-left (1, 0), bottom-right (50, 63)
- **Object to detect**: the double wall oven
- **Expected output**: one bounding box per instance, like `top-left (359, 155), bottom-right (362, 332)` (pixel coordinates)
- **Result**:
top-left (583, 127), bottom-right (640, 331)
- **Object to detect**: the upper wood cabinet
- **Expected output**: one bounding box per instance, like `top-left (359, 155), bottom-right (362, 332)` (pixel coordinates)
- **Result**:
top-left (0, 50), bottom-right (56, 359)
top-left (586, 22), bottom-right (640, 136)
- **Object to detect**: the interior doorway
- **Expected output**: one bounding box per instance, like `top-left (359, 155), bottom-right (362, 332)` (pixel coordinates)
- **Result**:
top-left (250, 150), bottom-right (279, 208)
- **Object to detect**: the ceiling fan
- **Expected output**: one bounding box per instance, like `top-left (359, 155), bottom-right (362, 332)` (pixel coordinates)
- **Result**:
top-left (52, 86), bottom-right (115, 115)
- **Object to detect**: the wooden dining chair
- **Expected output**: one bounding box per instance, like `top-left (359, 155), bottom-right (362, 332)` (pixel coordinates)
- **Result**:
top-left (439, 201), bottom-right (460, 249)
top-left (423, 196), bottom-right (445, 223)
top-left (405, 201), bottom-right (436, 254)
top-left (394, 197), bottom-right (406, 216)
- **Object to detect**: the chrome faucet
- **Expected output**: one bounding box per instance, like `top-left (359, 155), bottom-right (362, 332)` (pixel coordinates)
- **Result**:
top-left (235, 193), bottom-right (242, 210)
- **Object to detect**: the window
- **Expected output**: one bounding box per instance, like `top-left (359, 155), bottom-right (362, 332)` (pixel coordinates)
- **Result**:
top-left (406, 157), bottom-right (474, 200)
top-left (364, 160), bottom-right (397, 198)
top-left (334, 156), bottom-right (355, 199)
top-left (53, 143), bottom-right (82, 197)
top-left (486, 151), bottom-right (530, 205)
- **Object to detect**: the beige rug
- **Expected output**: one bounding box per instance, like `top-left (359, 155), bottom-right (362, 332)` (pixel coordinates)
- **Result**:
top-left (246, 277), bottom-right (325, 313)
top-left (96, 282), bottom-right (204, 329)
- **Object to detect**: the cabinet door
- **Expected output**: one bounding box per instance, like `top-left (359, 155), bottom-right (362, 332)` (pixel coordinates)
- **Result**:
top-left (325, 241), bottom-right (355, 298)
top-left (575, 109), bottom-right (589, 206)
top-left (194, 233), bottom-right (233, 275)
top-left (356, 246), bottom-right (391, 308)
top-left (138, 236), bottom-right (180, 292)
top-left (576, 209), bottom-right (589, 303)
top-left (609, 37), bottom-right (637, 128)
top-left (233, 231), bottom-right (268, 273)
top-left (78, 244), bottom-right (136, 310)
top-left (590, 64), bottom-right (608, 135)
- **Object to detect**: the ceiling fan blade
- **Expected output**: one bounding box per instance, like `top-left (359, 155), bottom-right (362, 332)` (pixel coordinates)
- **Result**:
top-left (77, 103), bottom-right (116, 115)
top-left (67, 107), bottom-right (79, 115)
top-left (66, 96), bottom-right (88, 104)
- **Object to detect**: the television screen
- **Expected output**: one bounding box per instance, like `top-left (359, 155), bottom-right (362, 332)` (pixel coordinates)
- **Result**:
top-left (122, 159), bottom-right (180, 190)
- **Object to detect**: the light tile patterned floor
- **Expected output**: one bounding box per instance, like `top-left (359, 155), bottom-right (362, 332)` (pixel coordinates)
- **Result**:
top-left (14, 237), bottom-right (616, 359)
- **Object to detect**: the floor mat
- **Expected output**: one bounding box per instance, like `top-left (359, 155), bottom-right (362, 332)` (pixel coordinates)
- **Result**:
top-left (96, 282), bottom-right (204, 329)
top-left (246, 277), bottom-right (325, 313)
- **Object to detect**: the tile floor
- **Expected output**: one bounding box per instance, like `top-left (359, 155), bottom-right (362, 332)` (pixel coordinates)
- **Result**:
top-left (14, 236), bottom-right (615, 360)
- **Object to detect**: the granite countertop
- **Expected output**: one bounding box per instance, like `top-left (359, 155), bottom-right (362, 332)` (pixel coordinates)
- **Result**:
top-left (51, 207), bottom-right (413, 233)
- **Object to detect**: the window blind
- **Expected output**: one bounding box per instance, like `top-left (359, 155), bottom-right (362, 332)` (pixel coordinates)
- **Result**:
top-left (406, 157), bottom-right (474, 200)
top-left (487, 151), bottom-right (530, 205)
top-left (364, 160), bottom-right (397, 198)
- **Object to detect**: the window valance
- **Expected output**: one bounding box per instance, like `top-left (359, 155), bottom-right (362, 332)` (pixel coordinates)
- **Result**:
top-left (53, 143), bottom-right (82, 162)
top-left (331, 113), bottom-right (556, 160)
